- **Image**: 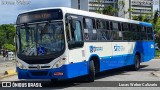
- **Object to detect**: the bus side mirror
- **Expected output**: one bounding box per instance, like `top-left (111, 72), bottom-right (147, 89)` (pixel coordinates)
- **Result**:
top-left (68, 41), bottom-right (83, 49)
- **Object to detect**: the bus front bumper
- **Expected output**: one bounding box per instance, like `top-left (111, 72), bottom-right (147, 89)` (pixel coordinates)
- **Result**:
top-left (16, 67), bottom-right (68, 79)
top-left (16, 61), bottom-right (88, 79)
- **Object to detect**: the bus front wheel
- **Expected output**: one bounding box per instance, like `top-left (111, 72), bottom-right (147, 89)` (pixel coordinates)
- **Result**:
top-left (87, 60), bottom-right (95, 82)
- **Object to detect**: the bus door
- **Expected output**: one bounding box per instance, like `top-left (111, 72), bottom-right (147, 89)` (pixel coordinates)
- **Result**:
top-left (65, 14), bottom-right (87, 76)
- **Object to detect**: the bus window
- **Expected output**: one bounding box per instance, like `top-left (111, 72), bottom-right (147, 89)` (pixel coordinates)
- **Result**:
top-left (122, 23), bottom-right (129, 31)
top-left (141, 26), bottom-right (145, 32)
top-left (72, 20), bottom-right (83, 41)
top-left (118, 23), bottom-right (121, 31)
top-left (147, 27), bottom-right (152, 33)
top-left (147, 27), bottom-right (153, 40)
top-left (92, 19), bottom-right (97, 40)
top-left (112, 31), bottom-right (123, 40)
top-left (96, 20), bottom-right (110, 40)
top-left (106, 21), bottom-right (110, 30)
top-left (68, 20), bottom-right (83, 49)
top-left (140, 26), bottom-right (147, 40)
top-left (97, 20), bottom-right (106, 29)
top-left (111, 22), bottom-right (122, 40)
top-left (131, 24), bottom-right (138, 32)
top-left (112, 22), bottom-right (119, 31)
top-left (84, 18), bottom-right (97, 40)
top-left (110, 22), bottom-right (113, 30)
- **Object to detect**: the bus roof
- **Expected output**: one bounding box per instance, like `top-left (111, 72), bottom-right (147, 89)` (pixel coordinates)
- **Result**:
top-left (139, 22), bottom-right (153, 27)
top-left (20, 7), bottom-right (152, 26)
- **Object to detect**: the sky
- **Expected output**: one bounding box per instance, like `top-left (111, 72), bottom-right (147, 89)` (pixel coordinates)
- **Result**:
top-left (0, 0), bottom-right (159, 25)
top-left (0, 0), bottom-right (70, 24)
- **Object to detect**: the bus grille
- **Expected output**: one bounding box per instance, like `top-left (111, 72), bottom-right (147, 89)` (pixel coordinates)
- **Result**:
top-left (29, 66), bottom-right (50, 69)
top-left (30, 71), bottom-right (48, 76)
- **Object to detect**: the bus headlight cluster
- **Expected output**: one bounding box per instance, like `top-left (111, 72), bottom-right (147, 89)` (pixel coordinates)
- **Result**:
top-left (16, 61), bottom-right (26, 69)
top-left (52, 58), bottom-right (66, 68)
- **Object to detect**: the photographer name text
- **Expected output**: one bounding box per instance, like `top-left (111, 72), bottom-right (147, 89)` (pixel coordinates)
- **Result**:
top-left (1, 0), bottom-right (31, 5)
top-left (119, 82), bottom-right (158, 87)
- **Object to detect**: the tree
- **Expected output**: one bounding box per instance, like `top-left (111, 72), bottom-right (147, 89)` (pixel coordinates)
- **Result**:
top-left (0, 24), bottom-right (16, 50)
top-left (3, 44), bottom-right (15, 51)
top-left (94, 0), bottom-right (106, 14)
top-left (153, 9), bottom-right (159, 25)
top-left (102, 5), bottom-right (118, 16)
top-left (132, 13), bottom-right (152, 22)
top-left (119, 8), bottom-right (134, 18)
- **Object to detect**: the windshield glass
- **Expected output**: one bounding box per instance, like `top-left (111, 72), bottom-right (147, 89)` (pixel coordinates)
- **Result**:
top-left (17, 22), bottom-right (65, 57)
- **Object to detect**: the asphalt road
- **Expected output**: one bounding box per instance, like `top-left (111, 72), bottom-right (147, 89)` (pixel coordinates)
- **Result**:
top-left (0, 59), bottom-right (160, 90)
top-left (0, 56), bottom-right (11, 63)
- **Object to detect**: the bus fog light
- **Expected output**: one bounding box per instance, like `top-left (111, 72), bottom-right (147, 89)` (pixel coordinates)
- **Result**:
top-left (54, 72), bottom-right (63, 76)
top-left (52, 58), bottom-right (66, 68)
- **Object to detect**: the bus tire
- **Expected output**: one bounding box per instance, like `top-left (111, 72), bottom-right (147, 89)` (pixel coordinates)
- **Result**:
top-left (87, 60), bottom-right (95, 82)
top-left (131, 54), bottom-right (140, 71)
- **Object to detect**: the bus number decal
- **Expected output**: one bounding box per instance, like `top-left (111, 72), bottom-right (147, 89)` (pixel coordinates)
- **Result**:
top-left (114, 44), bottom-right (125, 51)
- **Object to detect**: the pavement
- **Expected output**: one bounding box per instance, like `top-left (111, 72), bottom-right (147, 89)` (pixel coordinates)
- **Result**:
top-left (0, 58), bottom-right (160, 90)
top-left (0, 56), bottom-right (17, 79)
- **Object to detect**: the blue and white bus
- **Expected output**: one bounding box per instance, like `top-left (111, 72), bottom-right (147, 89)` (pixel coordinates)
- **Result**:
top-left (15, 7), bottom-right (155, 82)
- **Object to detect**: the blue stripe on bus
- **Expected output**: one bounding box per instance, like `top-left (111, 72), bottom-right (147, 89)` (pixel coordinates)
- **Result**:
top-left (17, 41), bottom-right (155, 79)
top-left (139, 22), bottom-right (153, 27)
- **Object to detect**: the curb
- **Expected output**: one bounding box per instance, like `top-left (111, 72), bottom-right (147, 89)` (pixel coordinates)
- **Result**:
top-left (0, 70), bottom-right (17, 79)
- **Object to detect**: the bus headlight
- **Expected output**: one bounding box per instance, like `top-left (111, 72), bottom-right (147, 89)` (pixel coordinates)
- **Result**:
top-left (52, 58), bottom-right (66, 68)
top-left (16, 61), bottom-right (26, 69)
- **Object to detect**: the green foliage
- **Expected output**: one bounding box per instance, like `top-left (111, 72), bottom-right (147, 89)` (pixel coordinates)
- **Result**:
top-left (153, 9), bottom-right (159, 25)
top-left (3, 44), bottom-right (15, 51)
top-left (0, 24), bottom-right (16, 50)
top-left (156, 50), bottom-right (160, 57)
top-left (102, 5), bottom-right (118, 16)
top-left (132, 13), bottom-right (152, 22)
top-left (154, 18), bottom-right (160, 47)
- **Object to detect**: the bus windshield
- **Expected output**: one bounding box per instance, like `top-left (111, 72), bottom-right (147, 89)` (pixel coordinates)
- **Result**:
top-left (17, 21), bottom-right (65, 58)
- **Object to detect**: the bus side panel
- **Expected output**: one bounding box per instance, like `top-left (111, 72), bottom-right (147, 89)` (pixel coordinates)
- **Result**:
top-left (85, 42), bottom-right (113, 72)
top-left (85, 42), bottom-right (136, 71)
top-left (64, 61), bottom-right (88, 78)
top-left (100, 55), bottom-right (134, 71)
top-left (110, 42), bottom-right (135, 67)
top-left (134, 41), bottom-right (155, 63)
top-left (67, 48), bottom-right (88, 78)
top-left (144, 41), bottom-right (155, 62)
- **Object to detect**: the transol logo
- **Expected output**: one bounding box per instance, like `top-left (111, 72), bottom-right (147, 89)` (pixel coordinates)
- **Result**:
top-left (90, 46), bottom-right (103, 53)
